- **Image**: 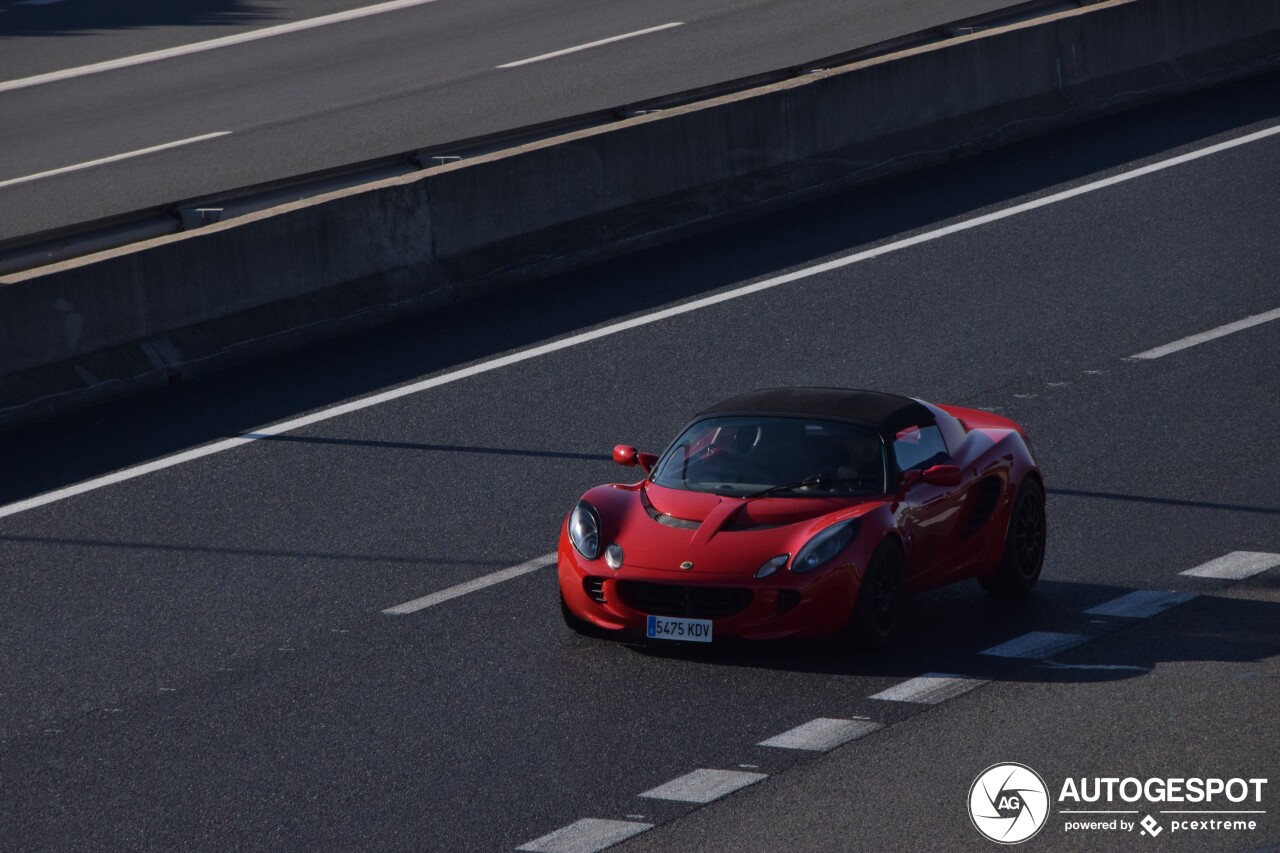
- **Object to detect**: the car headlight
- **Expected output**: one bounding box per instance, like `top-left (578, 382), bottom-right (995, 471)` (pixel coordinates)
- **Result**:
top-left (791, 520), bottom-right (860, 573)
top-left (568, 501), bottom-right (602, 560)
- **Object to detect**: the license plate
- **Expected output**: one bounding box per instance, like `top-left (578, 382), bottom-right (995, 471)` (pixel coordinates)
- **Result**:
top-left (646, 615), bottom-right (713, 643)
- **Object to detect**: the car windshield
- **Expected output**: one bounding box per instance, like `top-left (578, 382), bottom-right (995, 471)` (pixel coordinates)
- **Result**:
top-left (651, 416), bottom-right (887, 497)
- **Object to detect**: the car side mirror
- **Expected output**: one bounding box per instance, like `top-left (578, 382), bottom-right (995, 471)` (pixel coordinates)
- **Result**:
top-left (921, 464), bottom-right (961, 487)
top-left (613, 445), bottom-right (657, 473)
top-left (897, 469), bottom-right (922, 493)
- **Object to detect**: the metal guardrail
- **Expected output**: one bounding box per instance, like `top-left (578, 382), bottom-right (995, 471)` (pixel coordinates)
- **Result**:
top-left (0, 0), bottom-right (1083, 277)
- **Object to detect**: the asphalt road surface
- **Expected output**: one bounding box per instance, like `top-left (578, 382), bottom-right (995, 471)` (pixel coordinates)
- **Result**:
top-left (0, 0), bottom-right (1019, 240)
top-left (0, 71), bottom-right (1278, 851)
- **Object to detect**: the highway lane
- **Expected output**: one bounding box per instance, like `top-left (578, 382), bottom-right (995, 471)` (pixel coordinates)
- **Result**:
top-left (619, 569), bottom-right (1280, 851)
top-left (0, 0), bottom-right (1019, 240)
top-left (0, 73), bottom-right (1278, 850)
top-left (0, 0), bottom-right (422, 76)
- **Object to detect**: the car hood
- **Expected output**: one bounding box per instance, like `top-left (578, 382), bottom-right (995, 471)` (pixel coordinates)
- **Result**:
top-left (590, 482), bottom-right (882, 575)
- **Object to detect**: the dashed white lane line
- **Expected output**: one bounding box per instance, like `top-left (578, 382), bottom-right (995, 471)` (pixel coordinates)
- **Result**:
top-left (517, 818), bottom-right (652, 853)
top-left (498, 22), bottom-right (683, 68)
top-left (0, 0), bottom-right (446, 94)
top-left (1179, 551), bottom-right (1280, 580)
top-left (758, 717), bottom-right (882, 751)
top-left (869, 673), bottom-right (986, 704)
top-left (1128, 306), bottom-right (1280, 360)
top-left (4, 123), bottom-right (1279, 524)
top-left (980, 631), bottom-right (1090, 659)
top-left (1084, 589), bottom-right (1197, 619)
top-left (0, 132), bottom-right (231, 189)
top-left (640, 769), bottom-right (767, 804)
top-left (381, 552), bottom-right (556, 614)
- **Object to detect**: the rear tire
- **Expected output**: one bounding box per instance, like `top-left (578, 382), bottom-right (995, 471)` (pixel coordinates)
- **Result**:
top-left (979, 479), bottom-right (1046, 597)
top-left (840, 540), bottom-right (905, 651)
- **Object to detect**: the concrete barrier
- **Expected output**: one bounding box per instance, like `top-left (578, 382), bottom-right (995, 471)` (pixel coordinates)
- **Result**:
top-left (3, 0), bottom-right (1278, 430)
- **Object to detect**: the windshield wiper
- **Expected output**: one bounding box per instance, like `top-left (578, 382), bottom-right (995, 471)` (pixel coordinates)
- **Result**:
top-left (747, 475), bottom-right (865, 498)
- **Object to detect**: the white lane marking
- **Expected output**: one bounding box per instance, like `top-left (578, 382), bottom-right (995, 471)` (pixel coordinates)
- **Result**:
top-left (0, 0), bottom-right (445, 94)
top-left (1129, 307), bottom-right (1280, 359)
top-left (980, 631), bottom-right (1089, 659)
top-left (1084, 589), bottom-right (1197, 619)
top-left (869, 673), bottom-right (986, 704)
top-left (381, 552), bottom-right (555, 614)
top-left (3, 123), bottom-right (1279, 523)
top-left (639, 768), bottom-right (767, 803)
top-left (1180, 550), bottom-right (1280, 580)
top-left (517, 818), bottom-right (652, 853)
top-left (0, 133), bottom-right (231, 190)
top-left (758, 717), bottom-right (881, 751)
top-left (498, 22), bottom-right (683, 68)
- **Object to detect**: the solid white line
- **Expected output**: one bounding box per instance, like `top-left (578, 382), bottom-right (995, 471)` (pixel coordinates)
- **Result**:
top-left (980, 631), bottom-right (1089, 660)
top-left (758, 717), bottom-right (881, 751)
top-left (0, 133), bottom-right (231, 190)
top-left (3, 122), bottom-right (1279, 523)
top-left (1129, 306), bottom-right (1280, 360)
top-left (1180, 551), bottom-right (1280, 580)
top-left (517, 818), bottom-right (653, 853)
top-left (639, 769), bottom-right (767, 804)
top-left (1084, 589), bottom-right (1197, 619)
top-left (0, 0), bottom-right (445, 94)
top-left (498, 23), bottom-right (683, 68)
top-left (381, 552), bottom-right (555, 614)
top-left (869, 673), bottom-right (986, 704)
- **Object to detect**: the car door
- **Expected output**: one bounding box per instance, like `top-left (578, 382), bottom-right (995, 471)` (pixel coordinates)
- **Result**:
top-left (892, 424), bottom-right (971, 587)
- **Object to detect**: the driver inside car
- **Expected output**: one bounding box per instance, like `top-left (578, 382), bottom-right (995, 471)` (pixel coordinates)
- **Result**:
top-left (832, 430), bottom-right (884, 488)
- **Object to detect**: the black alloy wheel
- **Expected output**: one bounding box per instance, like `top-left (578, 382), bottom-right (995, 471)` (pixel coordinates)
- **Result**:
top-left (870, 548), bottom-right (903, 635)
top-left (980, 479), bottom-right (1046, 596)
top-left (560, 590), bottom-right (601, 637)
top-left (842, 540), bottom-right (906, 651)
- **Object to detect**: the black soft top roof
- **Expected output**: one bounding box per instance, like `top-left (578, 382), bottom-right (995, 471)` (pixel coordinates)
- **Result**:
top-left (698, 387), bottom-right (934, 436)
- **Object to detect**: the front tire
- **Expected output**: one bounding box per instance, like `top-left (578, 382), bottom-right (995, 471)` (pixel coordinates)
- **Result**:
top-left (979, 479), bottom-right (1046, 596)
top-left (560, 589), bottom-right (600, 637)
top-left (840, 540), bottom-right (905, 651)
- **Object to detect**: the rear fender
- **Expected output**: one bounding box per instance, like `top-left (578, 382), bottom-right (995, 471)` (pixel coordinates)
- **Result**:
top-left (935, 404), bottom-right (1029, 440)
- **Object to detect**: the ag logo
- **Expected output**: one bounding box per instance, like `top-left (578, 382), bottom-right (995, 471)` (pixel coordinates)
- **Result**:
top-left (969, 763), bottom-right (1050, 844)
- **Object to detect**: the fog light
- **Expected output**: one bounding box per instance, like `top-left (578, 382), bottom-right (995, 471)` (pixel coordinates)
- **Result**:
top-left (755, 554), bottom-right (789, 578)
top-left (604, 543), bottom-right (624, 570)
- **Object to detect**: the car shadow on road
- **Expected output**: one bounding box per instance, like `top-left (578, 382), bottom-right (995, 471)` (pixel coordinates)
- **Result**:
top-left (245, 433), bottom-right (612, 462)
top-left (1049, 488), bottom-right (1280, 518)
top-left (623, 578), bottom-right (1280, 687)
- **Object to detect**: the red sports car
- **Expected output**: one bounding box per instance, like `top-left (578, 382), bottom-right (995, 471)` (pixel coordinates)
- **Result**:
top-left (557, 388), bottom-right (1045, 648)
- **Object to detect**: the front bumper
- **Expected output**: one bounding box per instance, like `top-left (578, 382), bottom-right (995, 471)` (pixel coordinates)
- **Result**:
top-left (557, 539), bottom-right (860, 641)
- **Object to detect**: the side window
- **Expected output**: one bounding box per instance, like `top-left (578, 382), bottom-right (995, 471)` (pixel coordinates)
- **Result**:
top-left (893, 424), bottom-right (950, 472)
